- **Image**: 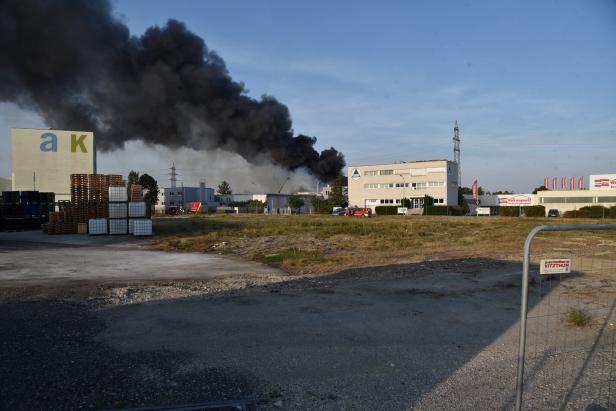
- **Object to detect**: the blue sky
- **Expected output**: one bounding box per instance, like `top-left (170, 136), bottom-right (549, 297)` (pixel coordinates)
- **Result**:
top-left (1, 0), bottom-right (615, 192)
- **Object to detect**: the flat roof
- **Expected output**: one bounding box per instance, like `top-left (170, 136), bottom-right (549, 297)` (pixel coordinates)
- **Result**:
top-left (348, 159), bottom-right (451, 167)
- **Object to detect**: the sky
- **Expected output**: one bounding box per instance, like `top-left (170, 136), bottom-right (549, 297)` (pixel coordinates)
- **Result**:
top-left (1, 0), bottom-right (615, 192)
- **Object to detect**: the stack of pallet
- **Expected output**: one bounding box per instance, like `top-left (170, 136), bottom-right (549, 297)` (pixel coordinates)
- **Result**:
top-left (130, 184), bottom-right (143, 201)
top-left (45, 174), bottom-right (124, 234)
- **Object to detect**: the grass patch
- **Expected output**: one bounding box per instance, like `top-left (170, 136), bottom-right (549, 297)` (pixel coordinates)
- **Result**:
top-left (151, 214), bottom-right (611, 274)
top-left (567, 308), bottom-right (593, 327)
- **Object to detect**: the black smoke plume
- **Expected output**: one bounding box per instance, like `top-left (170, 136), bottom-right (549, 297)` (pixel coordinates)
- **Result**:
top-left (0, 0), bottom-right (345, 181)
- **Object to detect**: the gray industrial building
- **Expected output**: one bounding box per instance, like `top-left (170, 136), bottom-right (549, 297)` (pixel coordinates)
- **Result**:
top-left (162, 183), bottom-right (216, 211)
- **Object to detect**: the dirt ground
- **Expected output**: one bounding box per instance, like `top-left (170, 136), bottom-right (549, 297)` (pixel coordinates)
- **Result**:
top-left (1, 220), bottom-right (616, 410)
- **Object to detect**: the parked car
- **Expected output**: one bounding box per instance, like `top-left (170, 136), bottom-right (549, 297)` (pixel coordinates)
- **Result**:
top-left (331, 207), bottom-right (346, 216)
top-left (346, 207), bottom-right (372, 217)
top-left (547, 209), bottom-right (560, 217)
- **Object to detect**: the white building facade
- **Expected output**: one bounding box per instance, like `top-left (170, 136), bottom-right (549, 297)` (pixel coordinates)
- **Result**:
top-left (11, 128), bottom-right (95, 201)
top-left (465, 174), bottom-right (616, 216)
top-left (348, 159), bottom-right (459, 210)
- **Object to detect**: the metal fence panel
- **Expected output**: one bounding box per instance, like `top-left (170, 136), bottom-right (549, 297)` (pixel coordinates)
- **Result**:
top-left (516, 224), bottom-right (616, 410)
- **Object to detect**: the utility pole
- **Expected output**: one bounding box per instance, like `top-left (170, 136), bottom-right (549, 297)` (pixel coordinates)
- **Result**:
top-left (453, 120), bottom-right (461, 187)
top-left (169, 162), bottom-right (177, 188)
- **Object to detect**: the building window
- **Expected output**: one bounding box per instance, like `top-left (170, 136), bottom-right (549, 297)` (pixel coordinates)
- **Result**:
top-left (415, 182), bottom-right (427, 189)
top-left (395, 183), bottom-right (410, 188)
top-left (380, 199), bottom-right (394, 204)
top-left (364, 183), bottom-right (379, 189)
top-left (364, 170), bottom-right (378, 176)
top-left (379, 170), bottom-right (394, 175)
top-left (428, 181), bottom-right (444, 187)
top-left (380, 183), bottom-right (395, 188)
top-left (542, 197), bottom-right (595, 204)
top-left (598, 197), bottom-right (616, 203)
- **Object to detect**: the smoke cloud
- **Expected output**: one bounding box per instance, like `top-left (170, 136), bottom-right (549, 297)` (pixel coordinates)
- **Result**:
top-left (97, 142), bottom-right (319, 195)
top-left (0, 0), bottom-right (345, 182)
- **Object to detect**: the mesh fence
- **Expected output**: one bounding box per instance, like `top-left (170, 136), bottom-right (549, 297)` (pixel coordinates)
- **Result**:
top-left (517, 225), bottom-right (616, 410)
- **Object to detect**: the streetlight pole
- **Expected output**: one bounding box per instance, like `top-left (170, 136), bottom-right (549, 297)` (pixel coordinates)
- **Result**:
top-left (397, 173), bottom-right (408, 209)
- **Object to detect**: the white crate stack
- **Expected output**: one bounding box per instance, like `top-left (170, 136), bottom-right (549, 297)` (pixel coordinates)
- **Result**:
top-left (87, 187), bottom-right (153, 237)
top-left (88, 218), bottom-right (107, 235)
top-left (133, 219), bottom-right (153, 236)
top-left (108, 187), bottom-right (128, 235)
top-left (128, 201), bottom-right (152, 237)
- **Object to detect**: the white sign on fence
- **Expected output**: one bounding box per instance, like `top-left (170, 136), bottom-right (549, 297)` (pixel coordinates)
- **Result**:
top-left (540, 259), bottom-right (571, 275)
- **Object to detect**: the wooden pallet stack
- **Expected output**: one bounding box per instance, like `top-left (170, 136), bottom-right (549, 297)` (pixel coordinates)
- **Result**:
top-left (130, 184), bottom-right (143, 201)
top-left (45, 174), bottom-right (125, 234)
top-left (70, 174), bottom-right (89, 203)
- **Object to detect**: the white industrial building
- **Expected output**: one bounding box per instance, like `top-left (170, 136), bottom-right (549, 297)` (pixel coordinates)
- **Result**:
top-left (347, 159), bottom-right (459, 211)
top-left (466, 174), bottom-right (616, 216)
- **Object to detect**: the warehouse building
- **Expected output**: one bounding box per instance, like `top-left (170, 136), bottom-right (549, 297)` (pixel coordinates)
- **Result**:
top-left (162, 183), bottom-right (216, 212)
top-left (466, 174), bottom-right (616, 216)
top-left (536, 174), bottom-right (616, 215)
top-left (347, 159), bottom-right (459, 211)
top-left (10, 128), bottom-right (95, 201)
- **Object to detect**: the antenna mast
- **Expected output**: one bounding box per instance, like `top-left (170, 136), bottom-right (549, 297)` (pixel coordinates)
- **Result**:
top-left (453, 120), bottom-right (461, 186)
top-left (169, 162), bottom-right (177, 188)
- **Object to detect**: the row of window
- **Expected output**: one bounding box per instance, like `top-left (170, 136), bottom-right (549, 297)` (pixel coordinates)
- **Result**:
top-left (363, 168), bottom-right (446, 177)
top-left (364, 170), bottom-right (394, 176)
top-left (365, 198), bottom-right (446, 205)
top-left (364, 181), bottom-right (445, 189)
top-left (541, 196), bottom-right (616, 204)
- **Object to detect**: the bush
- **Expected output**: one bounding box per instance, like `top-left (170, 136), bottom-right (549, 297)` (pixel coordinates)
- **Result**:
top-left (567, 308), bottom-right (592, 327)
top-left (312, 198), bottom-right (334, 214)
top-left (448, 205), bottom-right (466, 216)
top-left (522, 205), bottom-right (545, 217)
top-left (423, 206), bottom-right (448, 216)
top-left (564, 206), bottom-right (612, 218)
top-left (499, 207), bottom-right (520, 217)
top-left (375, 206), bottom-right (399, 215)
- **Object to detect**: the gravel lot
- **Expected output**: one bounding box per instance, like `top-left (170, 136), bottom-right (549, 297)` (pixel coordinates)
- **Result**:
top-left (1, 233), bottom-right (615, 410)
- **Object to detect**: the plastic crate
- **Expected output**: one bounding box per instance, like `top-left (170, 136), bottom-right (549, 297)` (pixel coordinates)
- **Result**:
top-left (109, 219), bottom-right (128, 235)
top-left (108, 186), bottom-right (128, 202)
top-left (108, 202), bottom-right (128, 218)
top-left (128, 202), bottom-right (147, 217)
top-left (88, 218), bottom-right (107, 235)
top-left (133, 219), bottom-right (152, 236)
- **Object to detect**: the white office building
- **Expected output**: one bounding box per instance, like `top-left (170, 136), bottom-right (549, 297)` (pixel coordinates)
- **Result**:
top-left (347, 159), bottom-right (459, 211)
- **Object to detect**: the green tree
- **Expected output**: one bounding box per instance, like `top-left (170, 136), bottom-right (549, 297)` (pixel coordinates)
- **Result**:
top-left (459, 186), bottom-right (485, 195)
top-left (532, 185), bottom-right (549, 194)
top-left (217, 180), bottom-right (232, 195)
top-left (328, 175), bottom-right (348, 207)
top-left (138, 174), bottom-right (159, 206)
top-left (457, 187), bottom-right (470, 214)
top-left (490, 190), bottom-right (515, 195)
top-left (246, 199), bottom-right (266, 209)
top-left (288, 196), bottom-right (305, 213)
